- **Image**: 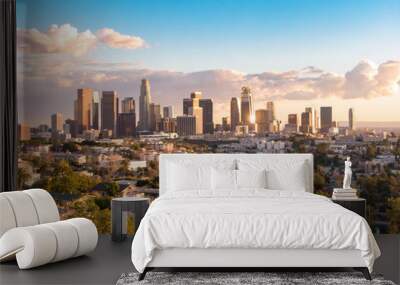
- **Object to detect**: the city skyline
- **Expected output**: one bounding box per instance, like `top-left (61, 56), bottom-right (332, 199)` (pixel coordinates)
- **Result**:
top-left (16, 0), bottom-right (400, 125)
top-left (22, 79), bottom-right (370, 140)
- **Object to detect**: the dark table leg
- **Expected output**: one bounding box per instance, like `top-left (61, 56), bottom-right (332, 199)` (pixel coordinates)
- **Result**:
top-left (111, 201), bottom-right (123, 241)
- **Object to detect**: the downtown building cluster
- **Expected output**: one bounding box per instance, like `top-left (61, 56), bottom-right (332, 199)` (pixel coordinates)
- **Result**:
top-left (18, 79), bottom-right (357, 141)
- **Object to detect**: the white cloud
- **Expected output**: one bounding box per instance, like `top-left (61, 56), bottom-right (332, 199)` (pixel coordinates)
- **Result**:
top-left (17, 24), bottom-right (97, 56)
top-left (17, 24), bottom-right (147, 56)
top-left (96, 28), bottom-right (146, 49)
top-left (344, 60), bottom-right (400, 98)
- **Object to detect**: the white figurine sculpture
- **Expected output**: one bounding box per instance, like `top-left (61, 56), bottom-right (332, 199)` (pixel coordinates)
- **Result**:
top-left (343, 156), bottom-right (352, 189)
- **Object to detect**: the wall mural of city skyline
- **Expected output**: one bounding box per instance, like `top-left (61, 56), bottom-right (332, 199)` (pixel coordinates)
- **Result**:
top-left (16, 0), bottom-right (400, 234)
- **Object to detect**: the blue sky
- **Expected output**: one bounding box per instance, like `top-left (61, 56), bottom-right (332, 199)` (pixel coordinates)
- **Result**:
top-left (17, 0), bottom-right (400, 74)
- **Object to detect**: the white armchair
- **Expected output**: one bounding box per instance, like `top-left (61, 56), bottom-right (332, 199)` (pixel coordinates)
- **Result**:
top-left (0, 189), bottom-right (98, 269)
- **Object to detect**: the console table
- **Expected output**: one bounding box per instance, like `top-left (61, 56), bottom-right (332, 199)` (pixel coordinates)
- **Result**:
top-left (111, 197), bottom-right (150, 242)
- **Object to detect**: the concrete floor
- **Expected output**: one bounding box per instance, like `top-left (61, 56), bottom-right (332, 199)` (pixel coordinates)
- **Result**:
top-left (1, 234), bottom-right (399, 285)
top-left (0, 235), bottom-right (134, 285)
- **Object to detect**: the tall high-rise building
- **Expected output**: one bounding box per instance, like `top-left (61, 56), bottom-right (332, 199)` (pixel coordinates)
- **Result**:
top-left (122, 97), bottom-right (135, 113)
top-left (75, 88), bottom-right (92, 133)
top-left (91, 91), bottom-right (100, 130)
top-left (320, 106), bottom-right (333, 133)
top-left (284, 113), bottom-right (298, 133)
top-left (305, 107), bottom-right (317, 133)
top-left (288, 114), bottom-right (298, 126)
top-left (149, 103), bottom-right (161, 132)
top-left (183, 92), bottom-right (203, 134)
top-left (301, 111), bottom-right (312, 133)
top-left (160, 117), bottom-right (176, 133)
top-left (183, 91), bottom-right (202, 115)
top-left (163, 106), bottom-right (173, 118)
top-left (266, 101), bottom-right (275, 122)
top-left (188, 106), bottom-right (203, 134)
top-left (51, 113), bottom-right (63, 134)
top-left (199, 98), bottom-right (214, 134)
top-left (314, 109), bottom-right (319, 132)
top-left (65, 119), bottom-right (79, 138)
top-left (222, 117), bottom-right (230, 131)
top-left (117, 112), bottom-right (136, 137)
top-left (240, 87), bottom-right (253, 125)
top-left (139, 79), bottom-right (151, 131)
top-left (101, 91), bottom-right (118, 136)
top-left (230, 97), bottom-right (240, 132)
top-left (349, 108), bottom-right (355, 131)
top-left (255, 109), bottom-right (269, 134)
top-left (176, 115), bottom-right (196, 136)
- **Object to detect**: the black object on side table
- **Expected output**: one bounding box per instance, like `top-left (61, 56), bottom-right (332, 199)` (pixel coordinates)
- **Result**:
top-left (111, 197), bottom-right (150, 242)
top-left (332, 198), bottom-right (366, 218)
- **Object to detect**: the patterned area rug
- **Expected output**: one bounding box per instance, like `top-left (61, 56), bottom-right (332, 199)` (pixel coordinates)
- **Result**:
top-left (116, 271), bottom-right (395, 285)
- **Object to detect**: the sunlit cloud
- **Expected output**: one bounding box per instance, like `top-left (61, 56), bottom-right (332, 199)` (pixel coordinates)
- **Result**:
top-left (17, 24), bottom-right (147, 57)
top-left (96, 28), bottom-right (147, 49)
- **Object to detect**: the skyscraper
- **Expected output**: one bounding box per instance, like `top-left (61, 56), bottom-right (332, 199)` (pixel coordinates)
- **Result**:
top-left (199, 98), bottom-right (214, 134)
top-left (65, 119), bottom-right (79, 138)
top-left (240, 87), bottom-right (253, 125)
top-left (288, 114), bottom-right (298, 126)
top-left (75, 88), bottom-right (92, 133)
top-left (51, 113), bottom-right (63, 134)
top-left (266, 101), bottom-right (275, 122)
top-left (305, 107), bottom-right (318, 133)
top-left (176, 115), bottom-right (196, 136)
top-left (255, 109), bottom-right (269, 134)
top-left (117, 112), bottom-right (136, 137)
top-left (101, 91), bottom-right (118, 136)
top-left (320, 106), bottom-right (333, 133)
top-left (301, 111), bottom-right (312, 133)
top-left (349, 108), bottom-right (355, 131)
top-left (163, 106), bottom-right (173, 118)
top-left (183, 91), bottom-right (202, 115)
top-left (139, 79), bottom-right (151, 131)
top-left (122, 97), bottom-right (135, 113)
top-left (92, 91), bottom-right (100, 130)
top-left (149, 103), bottom-right (161, 132)
top-left (160, 117), bottom-right (176, 133)
top-left (230, 97), bottom-right (240, 132)
top-left (188, 106), bottom-right (203, 134)
top-left (183, 92), bottom-right (203, 134)
top-left (222, 117), bottom-right (230, 131)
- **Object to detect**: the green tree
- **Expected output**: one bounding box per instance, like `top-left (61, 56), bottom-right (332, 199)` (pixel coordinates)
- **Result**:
top-left (365, 144), bottom-right (377, 160)
top-left (17, 167), bottom-right (31, 190)
top-left (314, 171), bottom-right (326, 192)
top-left (387, 197), bottom-right (400, 233)
top-left (62, 142), bottom-right (79, 153)
top-left (68, 198), bottom-right (111, 234)
top-left (48, 160), bottom-right (97, 195)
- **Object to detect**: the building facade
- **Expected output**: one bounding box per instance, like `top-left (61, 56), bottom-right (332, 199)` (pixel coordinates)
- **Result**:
top-left (176, 115), bottom-right (196, 136)
top-left (320, 106), bottom-right (333, 133)
top-left (240, 87), bottom-right (253, 125)
top-left (163, 106), bottom-right (173, 118)
top-left (75, 88), bottom-right (92, 133)
top-left (122, 97), bottom-right (135, 113)
top-left (199, 98), bottom-right (214, 134)
top-left (230, 97), bottom-right (240, 132)
top-left (117, 112), bottom-right (136, 137)
top-left (101, 91), bottom-right (118, 136)
top-left (139, 79), bottom-right (151, 131)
